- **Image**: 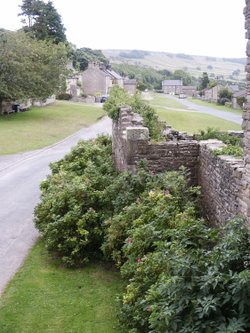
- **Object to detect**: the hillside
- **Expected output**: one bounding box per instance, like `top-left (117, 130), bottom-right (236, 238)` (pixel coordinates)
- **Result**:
top-left (102, 49), bottom-right (246, 81)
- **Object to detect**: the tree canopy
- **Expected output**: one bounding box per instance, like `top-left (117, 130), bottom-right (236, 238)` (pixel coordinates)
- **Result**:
top-left (19, 0), bottom-right (67, 44)
top-left (0, 30), bottom-right (68, 103)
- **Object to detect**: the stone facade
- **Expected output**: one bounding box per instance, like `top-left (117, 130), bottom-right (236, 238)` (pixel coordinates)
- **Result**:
top-left (199, 140), bottom-right (244, 226)
top-left (241, 0), bottom-right (250, 227)
top-left (81, 63), bottom-right (124, 96)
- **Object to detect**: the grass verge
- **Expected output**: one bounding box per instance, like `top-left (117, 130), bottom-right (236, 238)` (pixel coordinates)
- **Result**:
top-left (0, 101), bottom-right (105, 155)
top-left (0, 240), bottom-right (124, 333)
top-left (157, 108), bottom-right (241, 133)
top-left (188, 98), bottom-right (243, 115)
top-left (147, 93), bottom-right (189, 110)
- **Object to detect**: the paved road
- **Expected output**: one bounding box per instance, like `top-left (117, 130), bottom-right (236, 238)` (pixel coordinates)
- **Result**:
top-left (0, 116), bottom-right (112, 295)
top-left (164, 94), bottom-right (243, 125)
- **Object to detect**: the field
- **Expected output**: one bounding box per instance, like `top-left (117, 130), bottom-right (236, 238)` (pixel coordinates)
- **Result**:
top-left (0, 101), bottom-right (105, 155)
top-left (147, 93), bottom-right (241, 133)
top-left (0, 241), bottom-right (124, 333)
top-left (103, 49), bottom-right (245, 81)
top-left (156, 108), bottom-right (241, 133)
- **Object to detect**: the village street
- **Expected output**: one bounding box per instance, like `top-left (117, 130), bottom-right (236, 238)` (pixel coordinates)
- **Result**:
top-left (165, 94), bottom-right (243, 125)
top-left (0, 116), bottom-right (112, 295)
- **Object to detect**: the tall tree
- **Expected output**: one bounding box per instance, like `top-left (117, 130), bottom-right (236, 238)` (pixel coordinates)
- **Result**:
top-left (0, 30), bottom-right (68, 111)
top-left (199, 72), bottom-right (210, 90)
top-left (19, 0), bottom-right (67, 44)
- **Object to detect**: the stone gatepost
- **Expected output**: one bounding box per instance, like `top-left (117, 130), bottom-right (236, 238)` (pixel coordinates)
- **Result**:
top-left (241, 0), bottom-right (250, 227)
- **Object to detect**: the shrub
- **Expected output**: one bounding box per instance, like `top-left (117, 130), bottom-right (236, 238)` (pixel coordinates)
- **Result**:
top-left (34, 136), bottom-right (116, 266)
top-left (104, 86), bottom-right (163, 140)
top-left (56, 93), bottom-right (72, 100)
top-left (195, 128), bottom-right (243, 158)
top-left (119, 216), bottom-right (250, 333)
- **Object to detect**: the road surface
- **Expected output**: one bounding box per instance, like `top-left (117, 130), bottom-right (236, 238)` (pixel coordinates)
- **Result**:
top-left (0, 116), bottom-right (112, 295)
top-left (164, 94), bottom-right (243, 125)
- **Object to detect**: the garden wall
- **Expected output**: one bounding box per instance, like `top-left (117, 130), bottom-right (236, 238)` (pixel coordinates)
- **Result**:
top-left (112, 107), bottom-right (246, 226)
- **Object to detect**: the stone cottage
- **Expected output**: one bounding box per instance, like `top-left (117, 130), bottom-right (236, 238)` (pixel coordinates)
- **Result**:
top-left (81, 62), bottom-right (124, 96)
top-left (162, 79), bottom-right (183, 94)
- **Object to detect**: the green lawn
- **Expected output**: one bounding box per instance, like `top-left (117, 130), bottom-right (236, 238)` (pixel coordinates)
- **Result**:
top-left (189, 98), bottom-right (243, 116)
top-left (147, 93), bottom-right (189, 110)
top-left (0, 241), bottom-right (124, 333)
top-left (157, 108), bottom-right (241, 133)
top-left (0, 101), bottom-right (105, 155)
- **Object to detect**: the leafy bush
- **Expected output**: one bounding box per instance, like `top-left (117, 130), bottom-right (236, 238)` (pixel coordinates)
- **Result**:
top-left (104, 86), bottom-right (163, 140)
top-left (34, 136), bottom-right (116, 266)
top-left (119, 214), bottom-right (250, 333)
top-left (56, 93), bottom-right (72, 100)
top-left (195, 128), bottom-right (243, 158)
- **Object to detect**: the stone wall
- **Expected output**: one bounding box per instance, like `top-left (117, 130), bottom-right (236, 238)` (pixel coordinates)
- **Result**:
top-left (112, 107), bottom-right (246, 226)
top-left (241, 0), bottom-right (250, 227)
top-left (199, 140), bottom-right (244, 226)
top-left (113, 107), bottom-right (199, 184)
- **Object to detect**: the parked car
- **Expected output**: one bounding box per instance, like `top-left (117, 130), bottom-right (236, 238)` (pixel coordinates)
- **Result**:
top-left (179, 94), bottom-right (187, 99)
top-left (100, 95), bottom-right (108, 103)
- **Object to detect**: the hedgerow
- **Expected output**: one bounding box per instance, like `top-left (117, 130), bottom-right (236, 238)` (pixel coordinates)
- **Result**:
top-left (34, 135), bottom-right (250, 332)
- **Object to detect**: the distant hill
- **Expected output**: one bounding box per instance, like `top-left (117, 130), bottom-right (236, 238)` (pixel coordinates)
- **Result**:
top-left (102, 49), bottom-right (246, 81)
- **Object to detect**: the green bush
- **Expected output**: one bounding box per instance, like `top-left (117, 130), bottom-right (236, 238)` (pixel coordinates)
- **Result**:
top-left (34, 136), bottom-right (116, 266)
top-left (56, 93), bottom-right (72, 100)
top-left (103, 86), bottom-right (163, 140)
top-left (119, 213), bottom-right (250, 333)
top-left (195, 128), bottom-right (243, 158)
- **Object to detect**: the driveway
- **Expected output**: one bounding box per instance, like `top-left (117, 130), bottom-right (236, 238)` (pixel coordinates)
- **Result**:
top-left (164, 95), bottom-right (243, 125)
top-left (0, 116), bottom-right (112, 295)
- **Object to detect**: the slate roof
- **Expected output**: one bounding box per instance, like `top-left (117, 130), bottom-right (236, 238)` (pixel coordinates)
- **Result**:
top-left (103, 68), bottom-right (122, 80)
top-left (162, 80), bottom-right (183, 86)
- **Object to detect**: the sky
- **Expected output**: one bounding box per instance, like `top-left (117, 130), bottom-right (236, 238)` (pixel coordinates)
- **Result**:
top-left (0, 0), bottom-right (246, 58)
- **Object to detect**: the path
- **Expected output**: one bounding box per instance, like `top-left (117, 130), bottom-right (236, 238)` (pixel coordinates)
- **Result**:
top-left (164, 95), bottom-right (242, 125)
top-left (0, 116), bottom-right (112, 295)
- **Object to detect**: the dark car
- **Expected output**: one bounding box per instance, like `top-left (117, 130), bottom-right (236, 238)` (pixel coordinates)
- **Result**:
top-left (100, 95), bottom-right (108, 103)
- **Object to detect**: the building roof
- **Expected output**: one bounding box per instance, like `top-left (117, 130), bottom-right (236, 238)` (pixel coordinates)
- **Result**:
top-left (103, 68), bottom-right (122, 80)
top-left (233, 90), bottom-right (247, 98)
top-left (124, 79), bottom-right (137, 85)
top-left (162, 80), bottom-right (183, 86)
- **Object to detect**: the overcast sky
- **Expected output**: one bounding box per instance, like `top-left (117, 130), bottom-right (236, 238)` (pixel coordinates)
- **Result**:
top-left (0, 0), bottom-right (246, 58)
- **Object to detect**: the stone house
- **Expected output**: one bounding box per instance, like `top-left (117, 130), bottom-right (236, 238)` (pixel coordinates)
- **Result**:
top-left (232, 90), bottom-right (247, 109)
top-left (123, 79), bottom-right (137, 95)
top-left (181, 86), bottom-right (197, 97)
top-left (81, 62), bottom-right (124, 96)
top-left (203, 85), bottom-right (223, 102)
top-left (203, 84), bottom-right (239, 103)
top-left (162, 80), bottom-right (183, 94)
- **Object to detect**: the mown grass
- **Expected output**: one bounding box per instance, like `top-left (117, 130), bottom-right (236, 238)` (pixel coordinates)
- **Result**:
top-left (189, 97), bottom-right (243, 115)
top-left (0, 101), bottom-right (105, 154)
top-left (148, 93), bottom-right (189, 109)
top-left (157, 108), bottom-right (241, 133)
top-left (0, 240), bottom-right (125, 333)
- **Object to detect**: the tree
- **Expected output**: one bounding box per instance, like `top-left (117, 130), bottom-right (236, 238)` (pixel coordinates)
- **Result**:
top-left (0, 30), bottom-right (68, 111)
top-left (218, 87), bottom-right (233, 105)
top-left (199, 72), bottom-right (210, 90)
top-left (19, 0), bottom-right (67, 44)
top-left (172, 69), bottom-right (196, 86)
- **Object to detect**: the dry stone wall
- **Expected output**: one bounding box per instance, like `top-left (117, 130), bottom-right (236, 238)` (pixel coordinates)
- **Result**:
top-left (112, 107), bottom-right (246, 226)
top-left (199, 140), bottom-right (244, 226)
top-left (241, 0), bottom-right (250, 227)
top-left (112, 107), bottom-right (199, 184)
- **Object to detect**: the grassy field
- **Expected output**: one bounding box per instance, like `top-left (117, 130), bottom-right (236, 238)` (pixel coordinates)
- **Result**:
top-left (148, 93), bottom-right (189, 109)
top-left (0, 241), bottom-right (124, 333)
top-left (157, 108), bottom-right (241, 133)
top-left (103, 49), bottom-right (245, 81)
top-left (0, 101), bottom-right (105, 155)
top-left (189, 98), bottom-right (243, 115)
